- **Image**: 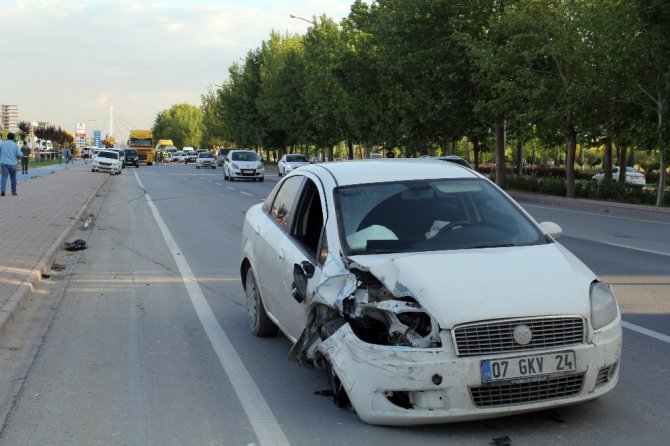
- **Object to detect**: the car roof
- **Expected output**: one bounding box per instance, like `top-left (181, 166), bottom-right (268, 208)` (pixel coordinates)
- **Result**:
top-left (300, 159), bottom-right (480, 187)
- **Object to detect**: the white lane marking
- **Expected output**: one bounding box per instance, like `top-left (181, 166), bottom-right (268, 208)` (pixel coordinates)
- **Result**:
top-left (240, 191), bottom-right (253, 197)
top-left (135, 172), bottom-right (290, 446)
top-left (215, 182), bottom-right (223, 186)
top-left (623, 321), bottom-right (670, 345)
top-left (522, 203), bottom-right (670, 226)
top-left (601, 241), bottom-right (670, 258)
top-left (227, 187), bottom-right (235, 190)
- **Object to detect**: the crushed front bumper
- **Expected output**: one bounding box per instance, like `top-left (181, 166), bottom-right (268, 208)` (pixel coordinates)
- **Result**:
top-left (318, 320), bottom-right (621, 426)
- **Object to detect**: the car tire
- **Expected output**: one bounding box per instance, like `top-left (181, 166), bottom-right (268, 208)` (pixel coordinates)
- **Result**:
top-left (259, 177), bottom-right (264, 182)
top-left (230, 176), bottom-right (235, 182)
top-left (245, 268), bottom-right (277, 337)
top-left (196, 165), bottom-right (200, 169)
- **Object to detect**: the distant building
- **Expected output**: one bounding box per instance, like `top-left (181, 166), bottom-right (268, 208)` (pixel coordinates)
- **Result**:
top-left (1, 105), bottom-right (19, 133)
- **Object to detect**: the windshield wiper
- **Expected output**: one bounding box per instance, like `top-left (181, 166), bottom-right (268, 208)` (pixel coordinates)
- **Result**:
top-left (470, 243), bottom-right (515, 249)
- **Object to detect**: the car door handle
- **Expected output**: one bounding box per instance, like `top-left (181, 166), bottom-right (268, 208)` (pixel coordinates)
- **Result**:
top-left (278, 249), bottom-right (285, 261)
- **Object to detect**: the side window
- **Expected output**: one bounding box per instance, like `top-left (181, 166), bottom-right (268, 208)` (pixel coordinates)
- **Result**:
top-left (291, 179), bottom-right (325, 259)
top-left (270, 176), bottom-right (305, 230)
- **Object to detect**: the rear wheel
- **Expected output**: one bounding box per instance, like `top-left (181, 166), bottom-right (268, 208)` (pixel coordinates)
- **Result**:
top-left (245, 268), bottom-right (277, 337)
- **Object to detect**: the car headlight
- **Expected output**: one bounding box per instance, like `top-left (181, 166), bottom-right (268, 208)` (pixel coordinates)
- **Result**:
top-left (257, 162), bottom-right (264, 170)
top-left (590, 282), bottom-right (619, 330)
top-left (231, 162), bottom-right (239, 170)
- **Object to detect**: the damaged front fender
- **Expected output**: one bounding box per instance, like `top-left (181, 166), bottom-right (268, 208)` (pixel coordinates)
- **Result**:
top-left (288, 254), bottom-right (441, 367)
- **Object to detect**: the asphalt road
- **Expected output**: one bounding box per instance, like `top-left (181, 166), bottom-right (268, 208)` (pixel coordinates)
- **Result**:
top-left (1, 163), bottom-right (668, 445)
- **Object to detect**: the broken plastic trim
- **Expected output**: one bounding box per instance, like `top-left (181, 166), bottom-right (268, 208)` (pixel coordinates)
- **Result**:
top-left (288, 257), bottom-right (441, 368)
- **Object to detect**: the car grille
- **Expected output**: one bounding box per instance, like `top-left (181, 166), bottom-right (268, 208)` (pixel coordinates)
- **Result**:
top-left (453, 316), bottom-right (585, 356)
top-left (470, 374), bottom-right (584, 407)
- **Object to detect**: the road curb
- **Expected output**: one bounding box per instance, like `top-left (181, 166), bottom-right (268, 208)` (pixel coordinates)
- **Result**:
top-left (0, 175), bottom-right (110, 341)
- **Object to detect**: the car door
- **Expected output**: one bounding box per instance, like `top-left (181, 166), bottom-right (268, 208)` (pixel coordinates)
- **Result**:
top-left (255, 175), bottom-right (326, 341)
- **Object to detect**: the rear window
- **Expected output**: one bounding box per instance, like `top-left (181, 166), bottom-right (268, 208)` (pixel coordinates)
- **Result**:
top-left (199, 152), bottom-right (213, 158)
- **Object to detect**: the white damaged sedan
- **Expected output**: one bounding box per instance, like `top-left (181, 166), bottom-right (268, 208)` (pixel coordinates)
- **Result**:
top-left (240, 159), bottom-right (621, 425)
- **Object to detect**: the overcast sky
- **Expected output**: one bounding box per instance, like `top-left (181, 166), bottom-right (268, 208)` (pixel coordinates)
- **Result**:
top-left (0, 0), bottom-right (354, 141)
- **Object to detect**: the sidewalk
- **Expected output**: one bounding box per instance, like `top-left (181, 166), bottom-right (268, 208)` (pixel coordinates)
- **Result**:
top-left (0, 161), bottom-right (108, 338)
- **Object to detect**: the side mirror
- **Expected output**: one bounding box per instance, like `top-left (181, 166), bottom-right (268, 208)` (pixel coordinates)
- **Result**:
top-left (291, 261), bottom-right (315, 303)
top-left (539, 221), bottom-right (563, 240)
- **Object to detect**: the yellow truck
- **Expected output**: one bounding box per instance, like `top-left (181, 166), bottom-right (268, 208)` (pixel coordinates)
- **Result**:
top-left (129, 130), bottom-right (154, 165)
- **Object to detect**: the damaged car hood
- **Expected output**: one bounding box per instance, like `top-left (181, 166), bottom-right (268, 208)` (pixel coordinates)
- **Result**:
top-left (347, 243), bottom-right (595, 328)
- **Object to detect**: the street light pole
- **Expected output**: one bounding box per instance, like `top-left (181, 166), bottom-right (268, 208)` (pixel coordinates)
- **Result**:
top-left (289, 14), bottom-right (316, 25)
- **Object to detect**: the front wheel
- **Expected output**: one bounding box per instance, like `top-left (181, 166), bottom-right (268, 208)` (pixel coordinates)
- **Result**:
top-left (245, 268), bottom-right (278, 337)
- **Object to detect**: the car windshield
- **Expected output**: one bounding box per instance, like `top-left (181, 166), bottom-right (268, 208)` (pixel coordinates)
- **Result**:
top-left (199, 153), bottom-right (213, 158)
top-left (335, 178), bottom-right (546, 254)
top-left (232, 151), bottom-right (259, 161)
top-left (98, 151), bottom-right (118, 160)
top-left (126, 150), bottom-right (137, 156)
top-left (287, 154), bottom-right (308, 163)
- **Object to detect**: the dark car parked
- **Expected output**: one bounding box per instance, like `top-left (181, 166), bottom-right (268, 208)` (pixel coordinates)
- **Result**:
top-left (183, 151), bottom-right (197, 164)
top-left (124, 149), bottom-right (140, 168)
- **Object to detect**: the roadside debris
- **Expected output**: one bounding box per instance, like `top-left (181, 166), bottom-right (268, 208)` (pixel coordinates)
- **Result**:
top-left (492, 436), bottom-right (511, 446)
top-left (63, 239), bottom-right (87, 251)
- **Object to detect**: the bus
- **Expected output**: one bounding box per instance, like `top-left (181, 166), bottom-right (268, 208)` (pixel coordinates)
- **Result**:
top-left (129, 130), bottom-right (154, 165)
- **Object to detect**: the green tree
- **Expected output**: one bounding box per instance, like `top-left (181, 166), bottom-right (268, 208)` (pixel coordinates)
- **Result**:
top-left (152, 103), bottom-right (203, 149)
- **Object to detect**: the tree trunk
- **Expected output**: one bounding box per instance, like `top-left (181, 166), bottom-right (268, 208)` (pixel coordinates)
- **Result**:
top-left (604, 140), bottom-right (613, 186)
top-left (618, 145), bottom-right (628, 192)
top-left (495, 115), bottom-right (506, 188)
top-left (656, 108), bottom-right (666, 207)
top-left (657, 148), bottom-right (667, 207)
top-left (515, 137), bottom-right (523, 176)
top-left (347, 140), bottom-right (354, 160)
top-left (565, 115), bottom-right (577, 198)
top-left (473, 140), bottom-right (480, 171)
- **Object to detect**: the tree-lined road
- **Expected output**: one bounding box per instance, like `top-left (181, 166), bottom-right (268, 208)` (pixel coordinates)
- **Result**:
top-left (0, 163), bottom-right (668, 445)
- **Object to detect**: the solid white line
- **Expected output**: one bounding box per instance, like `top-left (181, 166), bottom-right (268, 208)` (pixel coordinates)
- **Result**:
top-left (601, 241), bottom-right (670, 258)
top-left (522, 203), bottom-right (670, 226)
top-left (215, 182), bottom-right (223, 186)
top-left (134, 172), bottom-right (290, 446)
top-left (623, 321), bottom-right (670, 345)
top-left (227, 186), bottom-right (235, 190)
top-left (240, 191), bottom-right (253, 197)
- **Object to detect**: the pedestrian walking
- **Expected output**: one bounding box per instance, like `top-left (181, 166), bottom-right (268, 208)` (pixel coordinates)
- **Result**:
top-left (57, 148), bottom-right (63, 164)
top-left (20, 140), bottom-right (31, 174)
top-left (64, 147), bottom-right (72, 164)
top-left (34, 145), bottom-right (41, 163)
top-left (0, 132), bottom-right (22, 196)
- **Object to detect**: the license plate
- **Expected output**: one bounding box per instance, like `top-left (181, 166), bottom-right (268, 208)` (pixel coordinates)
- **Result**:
top-left (481, 351), bottom-right (576, 384)
top-left (242, 169), bottom-right (254, 175)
